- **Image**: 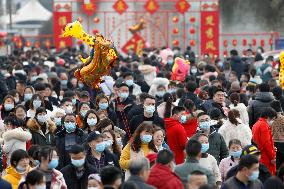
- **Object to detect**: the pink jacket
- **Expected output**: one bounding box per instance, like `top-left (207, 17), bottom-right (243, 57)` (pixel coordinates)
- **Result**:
top-left (219, 156), bottom-right (239, 181)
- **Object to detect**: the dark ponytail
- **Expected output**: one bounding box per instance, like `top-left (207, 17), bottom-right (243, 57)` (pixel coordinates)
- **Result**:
top-left (228, 109), bottom-right (240, 126)
top-left (229, 92), bottom-right (240, 107)
top-left (164, 93), bottom-right (173, 118)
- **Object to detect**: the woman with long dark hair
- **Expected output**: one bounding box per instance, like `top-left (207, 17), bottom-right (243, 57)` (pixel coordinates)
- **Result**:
top-left (157, 93), bottom-right (174, 118)
top-left (18, 170), bottom-right (46, 189)
top-left (82, 109), bottom-right (100, 134)
top-left (119, 122), bottom-right (157, 179)
top-left (95, 93), bottom-right (117, 124)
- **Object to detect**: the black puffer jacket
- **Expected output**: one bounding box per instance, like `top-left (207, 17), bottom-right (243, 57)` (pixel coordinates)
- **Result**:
top-left (248, 92), bottom-right (274, 127)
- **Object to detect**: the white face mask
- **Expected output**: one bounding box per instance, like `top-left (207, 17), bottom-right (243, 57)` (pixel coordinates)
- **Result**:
top-left (88, 187), bottom-right (99, 189)
top-left (35, 184), bottom-right (46, 189)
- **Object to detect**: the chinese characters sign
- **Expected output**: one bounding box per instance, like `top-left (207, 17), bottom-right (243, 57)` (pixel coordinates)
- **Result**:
top-left (200, 11), bottom-right (219, 57)
top-left (122, 34), bottom-right (145, 56)
top-left (53, 12), bottom-right (73, 50)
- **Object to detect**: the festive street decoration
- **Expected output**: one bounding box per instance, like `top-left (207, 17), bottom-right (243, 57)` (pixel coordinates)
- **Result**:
top-left (252, 38), bottom-right (257, 46)
top-left (81, 0), bottom-right (96, 16)
top-left (122, 34), bottom-right (146, 56)
top-left (129, 19), bottom-right (146, 35)
top-left (92, 29), bottom-right (99, 35)
top-left (172, 16), bottom-right (179, 23)
top-left (189, 28), bottom-right (195, 34)
top-left (93, 17), bottom-right (100, 23)
top-left (173, 28), bottom-right (179, 34)
top-left (173, 40), bottom-right (179, 46)
top-left (223, 39), bottom-right (228, 47)
top-left (279, 51), bottom-right (284, 89)
top-left (260, 39), bottom-right (265, 47)
top-left (171, 57), bottom-right (190, 82)
top-left (144, 0), bottom-right (159, 14)
top-left (242, 39), bottom-right (247, 46)
top-left (189, 39), bottom-right (196, 46)
top-left (189, 16), bottom-right (196, 23)
top-left (113, 0), bottom-right (128, 15)
top-left (232, 39), bottom-right (237, 47)
top-left (175, 0), bottom-right (190, 14)
top-left (62, 20), bottom-right (117, 89)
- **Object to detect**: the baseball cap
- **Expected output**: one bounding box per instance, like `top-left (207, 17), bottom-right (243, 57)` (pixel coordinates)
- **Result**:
top-left (87, 131), bottom-right (103, 143)
top-left (241, 145), bottom-right (260, 156)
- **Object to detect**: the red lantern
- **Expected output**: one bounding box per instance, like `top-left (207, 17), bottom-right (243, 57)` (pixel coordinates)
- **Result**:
top-left (55, 4), bottom-right (61, 11)
top-left (172, 16), bottom-right (179, 23)
top-left (93, 17), bottom-right (100, 23)
top-left (223, 50), bottom-right (228, 57)
top-left (269, 38), bottom-right (273, 46)
top-left (242, 39), bottom-right (247, 46)
top-left (16, 41), bottom-right (23, 48)
top-left (77, 40), bottom-right (83, 45)
top-left (260, 39), bottom-right (265, 47)
top-left (189, 39), bottom-right (195, 46)
top-left (173, 40), bottom-right (179, 46)
top-left (189, 28), bottom-right (195, 34)
top-left (25, 41), bottom-right (31, 47)
top-left (63, 3), bottom-right (71, 10)
top-left (223, 39), bottom-right (228, 47)
top-left (34, 41), bottom-right (40, 48)
top-left (252, 39), bottom-right (256, 46)
top-left (189, 17), bottom-right (196, 23)
top-left (92, 29), bottom-right (99, 35)
top-left (45, 40), bottom-right (51, 48)
top-left (172, 28), bottom-right (179, 34)
top-left (232, 39), bottom-right (237, 47)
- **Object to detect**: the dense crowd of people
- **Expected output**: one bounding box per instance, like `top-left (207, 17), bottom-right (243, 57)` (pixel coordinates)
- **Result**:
top-left (0, 44), bottom-right (283, 189)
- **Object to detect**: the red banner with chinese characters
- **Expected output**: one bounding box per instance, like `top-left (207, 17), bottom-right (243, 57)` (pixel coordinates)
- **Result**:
top-left (200, 11), bottom-right (219, 57)
top-left (53, 12), bottom-right (73, 50)
top-left (122, 34), bottom-right (145, 55)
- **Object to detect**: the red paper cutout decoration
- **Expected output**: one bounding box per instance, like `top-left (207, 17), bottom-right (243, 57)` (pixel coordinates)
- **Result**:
top-left (113, 0), bottom-right (128, 15)
top-left (175, 0), bottom-right (190, 14)
top-left (252, 39), bottom-right (257, 46)
top-left (223, 39), bottom-right (228, 47)
top-left (82, 0), bottom-right (96, 16)
top-left (242, 39), bottom-right (247, 46)
top-left (223, 50), bottom-right (228, 57)
top-left (232, 39), bottom-right (237, 47)
top-left (260, 39), bottom-right (265, 47)
top-left (144, 0), bottom-right (159, 15)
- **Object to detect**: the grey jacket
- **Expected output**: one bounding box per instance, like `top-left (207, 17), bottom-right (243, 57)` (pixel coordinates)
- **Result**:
top-left (127, 175), bottom-right (156, 189)
top-left (221, 176), bottom-right (263, 189)
top-left (248, 92), bottom-right (274, 126)
top-left (174, 158), bottom-right (216, 188)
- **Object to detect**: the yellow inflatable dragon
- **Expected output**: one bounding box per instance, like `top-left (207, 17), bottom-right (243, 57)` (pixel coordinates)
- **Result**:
top-left (62, 20), bottom-right (117, 89)
top-left (279, 51), bottom-right (284, 89)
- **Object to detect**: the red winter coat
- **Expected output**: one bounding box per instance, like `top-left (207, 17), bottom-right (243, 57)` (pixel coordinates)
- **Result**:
top-left (165, 118), bottom-right (187, 164)
top-left (147, 163), bottom-right (183, 189)
top-left (252, 118), bottom-right (276, 175)
top-left (183, 117), bottom-right (198, 138)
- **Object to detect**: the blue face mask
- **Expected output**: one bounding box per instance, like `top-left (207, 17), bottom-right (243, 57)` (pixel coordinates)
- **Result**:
top-left (248, 170), bottom-right (259, 181)
top-left (168, 89), bottom-right (176, 93)
top-left (24, 93), bottom-right (33, 101)
top-left (119, 92), bottom-right (129, 100)
top-left (230, 150), bottom-right (242, 158)
top-left (104, 140), bottom-right (113, 148)
top-left (4, 103), bottom-right (14, 111)
top-left (125, 79), bottom-right (134, 86)
top-left (54, 117), bottom-right (62, 126)
top-left (96, 142), bottom-right (105, 153)
top-left (87, 118), bottom-right (97, 126)
top-left (61, 80), bottom-right (68, 85)
top-left (141, 134), bottom-right (152, 143)
top-left (72, 98), bottom-right (77, 105)
top-left (180, 115), bottom-right (187, 124)
top-left (65, 122), bottom-right (76, 133)
top-left (99, 102), bottom-right (108, 110)
top-left (71, 158), bottom-right (85, 168)
top-left (33, 100), bottom-right (41, 109)
top-left (48, 159), bottom-right (58, 169)
top-left (201, 143), bottom-right (209, 153)
top-left (156, 91), bottom-right (165, 98)
top-left (199, 121), bottom-right (211, 130)
top-left (37, 115), bottom-right (47, 123)
top-left (80, 110), bottom-right (88, 117)
top-left (144, 105), bottom-right (155, 114)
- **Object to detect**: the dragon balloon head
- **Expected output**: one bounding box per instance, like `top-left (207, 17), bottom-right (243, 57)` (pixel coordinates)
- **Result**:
top-left (280, 51), bottom-right (284, 66)
top-left (62, 20), bottom-right (83, 38)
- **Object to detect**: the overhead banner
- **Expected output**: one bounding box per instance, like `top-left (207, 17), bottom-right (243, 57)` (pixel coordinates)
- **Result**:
top-left (200, 10), bottom-right (219, 57)
top-left (53, 11), bottom-right (73, 50)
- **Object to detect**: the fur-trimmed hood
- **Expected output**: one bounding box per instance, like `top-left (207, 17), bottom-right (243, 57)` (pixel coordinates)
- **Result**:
top-left (3, 127), bottom-right (32, 142)
top-left (27, 118), bottom-right (56, 134)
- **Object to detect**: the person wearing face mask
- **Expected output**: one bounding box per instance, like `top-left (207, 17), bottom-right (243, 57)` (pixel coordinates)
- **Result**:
top-left (76, 102), bottom-right (91, 129)
top-left (147, 149), bottom-right (183, 189)
top-left (219, 139), bottom-right (242, 182)
top-left (252, 107), bottom-right (277, 175)
top-left (27, 94), bottom-right (52, 119)
top-left (95, 94), bottom-right (117, 126)
top-left (112, 83), bottom-right (135, 141)
top-left (87, 174), bottom-right (103, 189)
top-left (164, 106), bottom-right (188, 164)
top-left (102, 130), bottom-right (121, 161)
top-left (1, 95), bottom-right (15, 120)
top-left (51, 108), bottom-right (66, 132)
top-left (36, 147), bottom-right (67, 189)
top-left (3, 149), bottom-right (32, 189)
top-left (18, 170), bottom-right (46, 189)
top-left (122, 72), bottom-right (142, 97)
top-left (128, 95), bottom-right (164, 144)
top-left (120, 123), bottom-right (157, 179)
top-left (155, 85), bottom-right (167, 106)
top-left (61, 145), bottom-right (97, 189)
top-left (27, 107), bottom-right (56, 146)
top-left (83, 110), bottom-right (100, 134)
top-left (60, 98), bottom-right (74, 114)
top-left (193, 133), bottom-right (222, 187)
top-left (86, 131), bottom-right (119, 173)
top-left (197, 112), bottom-right (228, 164)
top-left (23, 86), bottom-right (35, 106)
top-left (221, 154), bottom-right (263, 189)
top-left (55, 113), bottom-right (86, 169)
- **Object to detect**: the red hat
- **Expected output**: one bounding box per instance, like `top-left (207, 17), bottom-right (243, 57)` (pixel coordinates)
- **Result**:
top-left (146, 153), bottom-right (157, 164)
top-left (57, 58), bottom-right (65, 66)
